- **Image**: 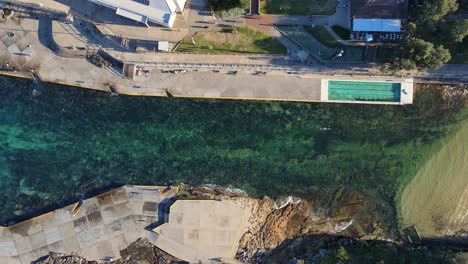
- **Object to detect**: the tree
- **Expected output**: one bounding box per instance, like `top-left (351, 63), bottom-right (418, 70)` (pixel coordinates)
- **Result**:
top-left (407, 22), bottom-right (417, 34)
top-left (393, 37), bottom-right (451, 70)
top-left (449, 19), bottom-right (468, 42)
top-left (418, 0), bottom-right (459, 24)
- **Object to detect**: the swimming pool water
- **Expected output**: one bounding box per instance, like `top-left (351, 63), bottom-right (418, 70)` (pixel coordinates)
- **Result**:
top-left (328, 81), bottom-right (401, 102)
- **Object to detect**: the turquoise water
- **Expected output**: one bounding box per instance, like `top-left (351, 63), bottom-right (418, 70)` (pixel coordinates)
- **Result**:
top-left (328, 81), bottom-right (401, 102)
top-left (0, 76), bottom-right (462, 224)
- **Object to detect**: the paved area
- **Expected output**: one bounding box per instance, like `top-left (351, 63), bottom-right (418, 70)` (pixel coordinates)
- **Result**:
top-left (185, 0), bottom-right (219, 35)
top-left (0, 16), bottom-right (43, 70)
top-left (0, 14), bottom-right (420, 104)
top-left (0, 184), bottom-right (253, 264)
top-left (164, 71), bottom-right (323, 101)
top-left (117, 52), bottom-right (291, 65)
top-left (0, 185), bottom-right (174, 264)
top-left (152, 200), bottom-right (251, 263)
top-left (14, 0), bottom-right (349, 47)
top-left (10, 0), bottom-right (71, 13)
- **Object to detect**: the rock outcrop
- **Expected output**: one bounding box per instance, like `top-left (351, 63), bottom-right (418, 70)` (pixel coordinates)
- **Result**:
top-left (34, 185), bottom-right (397, 264)
top-left (174, 185), bottom-right (397, 261)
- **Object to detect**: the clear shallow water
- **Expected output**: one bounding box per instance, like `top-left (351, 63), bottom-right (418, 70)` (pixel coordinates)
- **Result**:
top-left (0, 76), bottom-right (462, 224)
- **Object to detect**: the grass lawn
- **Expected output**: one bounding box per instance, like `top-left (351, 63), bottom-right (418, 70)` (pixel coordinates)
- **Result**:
top-left (260, 0), bottom-right (337, 15)
top-left (304, 25), bottom-right (342, 47)
top-left (176, 26), bottom-right (287, 54)
top-left (331, 25), bottom-right (350, 40)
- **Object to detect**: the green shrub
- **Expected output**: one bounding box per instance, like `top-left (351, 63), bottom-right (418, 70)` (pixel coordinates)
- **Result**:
top-left (219, 7), bottom-right (246, 18)
top-left (208, 0), bottom-right (246, 12)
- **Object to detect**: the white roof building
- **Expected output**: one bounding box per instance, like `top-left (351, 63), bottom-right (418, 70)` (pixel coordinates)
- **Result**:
top-left (88, 0), bottom-right (186, 28)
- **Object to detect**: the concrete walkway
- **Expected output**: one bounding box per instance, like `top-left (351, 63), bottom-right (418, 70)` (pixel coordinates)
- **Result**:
top-left (0, 185), bottom-right (255, 264)
top-left (0, 186), bottom-right (174, 264)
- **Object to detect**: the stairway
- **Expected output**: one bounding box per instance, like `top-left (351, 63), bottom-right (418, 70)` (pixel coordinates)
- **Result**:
top-left (250, 0), bottom-right (260, 15)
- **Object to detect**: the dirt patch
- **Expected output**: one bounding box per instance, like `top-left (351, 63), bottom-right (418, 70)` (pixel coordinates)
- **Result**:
top-left (400, 119), bottom-right (468, 237)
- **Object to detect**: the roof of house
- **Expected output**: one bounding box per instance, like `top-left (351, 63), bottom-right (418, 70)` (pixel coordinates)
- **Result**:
top-left (351, 0), bottom-right (407, 19)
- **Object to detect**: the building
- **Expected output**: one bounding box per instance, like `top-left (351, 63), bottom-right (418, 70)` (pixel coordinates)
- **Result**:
top-left (350, 0), bottom-right (408, 41)
top-left (88, 0), bottom-right (187, 28)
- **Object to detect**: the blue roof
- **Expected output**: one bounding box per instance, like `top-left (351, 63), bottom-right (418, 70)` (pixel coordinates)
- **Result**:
top-left (353, 19), bottom-right (401, 32)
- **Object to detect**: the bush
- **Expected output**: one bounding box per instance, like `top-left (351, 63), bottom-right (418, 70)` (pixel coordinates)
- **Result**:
top-left (391, 36), bottom-right (451, 70)
top-left (449, 19), bottom-right (468, 43)
top-left (417, 0), bottom-right (458, 24)
top-left (89, 54), bottom-right (111, 68)
top-left (219, 7), bottom-right (246, 18)
top-left (208, 0), bottom-right (242, 12)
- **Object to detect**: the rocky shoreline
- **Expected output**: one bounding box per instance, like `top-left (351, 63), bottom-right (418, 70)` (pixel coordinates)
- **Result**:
top-left (32, 184), bottom-right (467, 263)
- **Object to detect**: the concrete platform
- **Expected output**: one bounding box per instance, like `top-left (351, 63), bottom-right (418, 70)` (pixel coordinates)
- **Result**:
top-left (0, 15), bottom-right (413, 104)
top-left (165, 71), bottom-right (323, 101)
top-left (12, 0), bottom-right (71, 13)
top-left (152, 200), bottom-right (251, 263)
top-left (0, 185), bottom-right (172, 264)
top-left (0, 185), bottom-right (253, 264)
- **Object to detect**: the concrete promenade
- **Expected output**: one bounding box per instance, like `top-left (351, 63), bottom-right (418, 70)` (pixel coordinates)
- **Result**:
top-left (0, 185), bottom-right (174, 263)
top-left (0, 8), bottom-right (464, 103)
top-left (0, 15), bottom-right (415, 103)
top-left (0, 185), bottom-right (251, 263)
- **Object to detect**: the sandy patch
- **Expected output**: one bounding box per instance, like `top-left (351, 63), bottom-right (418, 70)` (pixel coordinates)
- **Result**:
top-left (400, 120), bottom-right (468, 237)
